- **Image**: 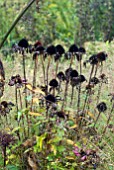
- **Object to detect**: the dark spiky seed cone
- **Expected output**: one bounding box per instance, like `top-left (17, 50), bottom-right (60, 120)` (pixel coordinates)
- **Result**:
top-left (65, 68), bottom-right (73, 77)
top-left (97, 52), bottom-right (107, 62)
top-left (46, 45), bottom-right (56, 55)
top-left (55, 44), bottom-right (65, 55)
top-left (79, 75), bottom-right (86, 83)
top-left (1, 101), bottom-right (8, 108)
top-left (70, 70), bottom-right (79, 78)
top-left (55, 111), bottom-right (66, 119)
top-left (89, 55), bottom-right (98, 65)
top-left (90, 77), bottom-right (99, 85)
top-left (71, 77), bottom-right (80, 86)
top-left (18, 38), bottom-right (29, 48)
top-left (97, 102), bottom-right (107, 112)
top-left (57, 72), bottom-right (66, 81)
top-left (69, 44), bottom-right (78, 53)
top-left (35, 46), bottom-right (45, 54)
top-left (45, 94), bottom-right (56, 103)
top-left (78, 47), bottom-right (86, 54)
top-left (49, 79), bottom-right (58, 88)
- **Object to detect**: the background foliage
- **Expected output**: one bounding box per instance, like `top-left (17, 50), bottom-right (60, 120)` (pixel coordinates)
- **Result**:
top-left (0, 0), bottom-right (114, 46)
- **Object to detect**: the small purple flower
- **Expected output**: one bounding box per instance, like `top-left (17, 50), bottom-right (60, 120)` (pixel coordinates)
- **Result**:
top-left (81, 155), bottom-right (87, 161)
top-left (73, 146), bottom-right (81, 157)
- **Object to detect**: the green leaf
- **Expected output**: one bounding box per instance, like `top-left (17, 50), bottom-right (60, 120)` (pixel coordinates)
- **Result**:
top-left (17, 111), bottom-right (22, 121)
top-left (6, 165), bottom-right (19, 170)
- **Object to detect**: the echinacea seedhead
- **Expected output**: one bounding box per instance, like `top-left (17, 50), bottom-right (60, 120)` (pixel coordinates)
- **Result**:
top-left (0, 101), bottom-right (14, 116)
top-left (90, 77), bottom-right (99, 85)
top-left (89, 55), bottom-right (98, 65)
top-left (46, 45), bottom-right (56, 55)
top-left (57, 72), bottom-right (66, 81)
top-left (0, 132), bottom-right (15, 147)
top-left (8, 75), bottom-right (25, 88)
top-left (97, 102), bottom-right (107, 112)
top-left (70, 70), bottom-right (79, 79)
top-left (18, 38), bottom-right (29, 48)
top-left (55, 111), bottom-right (67, 119)
top-left (55, 44), bottom-right (65, 55)
top-left (35, 46), bottom-right (45, 54)
top-left (1, 101), bottom-right (8, 108)
top-left (78, 47), bottom-right (86, 54)
top-left (49, 79), bottom-right (58, 88)
top-left (45, 94), bottom-right (56, 103)
top-left (69, 44), bottom-right (78, 53)
top-left (79, 75), bottom-right (86, 83)
top-left (65, 68), bottom-right (73, 78)
top-left (97, 52), bottom-right (107, 62)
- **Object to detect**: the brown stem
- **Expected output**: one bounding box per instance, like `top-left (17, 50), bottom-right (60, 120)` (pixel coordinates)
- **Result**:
top-left (40, 55), bottom-right (45, 85)
top-left (3, 146), bottom-right (6, 167)
top-left (94, 111), bottom-right (101, 128)
top-left (82, 64), bottom-right (94, 112)
top-left (15, 86), bottom-right (18, 112)
top-left (22, 54), bottom-right (28, 108)
top-left (46, 56), bottom-right (51, 92)
top-left (33, 57), bottom-right (38, 88)
top-left (70, 86), bottom-right (74, 106)
top-left (61, 80), bottom-right (69, 110)
top-left (19, 89), bottom-right (23, 109)
top-left (102, 104), bottom-right (114, 135)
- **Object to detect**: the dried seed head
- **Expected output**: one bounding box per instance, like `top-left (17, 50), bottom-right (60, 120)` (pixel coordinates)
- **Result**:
top-left (65, 68), bottom-right (73, 78)
top-left (49, 79), bottom-right (58, 88)
top-left (70, 70), bottom-right (79, 79)
top-left (45, 94), bottom-right (56, 103)
top-left (0, 132), bottom-right (15, 147)
top-left (57, 72), bottom-right (66, 81)
top-left (89, 55), bottom-right (98, 65)
top-left (97, 102), bottom-right (107, 112)
top-left (97, 52), bottom-right (107, 62)
top-left (35, 46), bottom-right (45, 54)
top-left (90, 77), bottom-right (99, 85)
top-left (69, 44), bottom-right (78, 53)
top-left (55, 44), bottom-right (65, 55)
top-left (78, 47), bottom-right (86, 54)
top-left (18, 38), bottom-right (29, 48)
top-left (46, 45), bottom-right (56, 55)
